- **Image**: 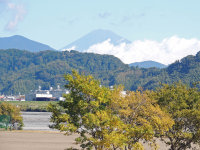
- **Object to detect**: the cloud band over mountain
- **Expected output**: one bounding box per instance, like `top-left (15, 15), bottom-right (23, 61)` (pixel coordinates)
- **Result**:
top-left (86, 36), bottom-right (200, 65)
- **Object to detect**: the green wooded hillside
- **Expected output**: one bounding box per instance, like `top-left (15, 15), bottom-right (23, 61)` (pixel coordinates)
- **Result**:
top-left (0, 49), bottom-right (200, 94)
top-left (0, 49), bottom-right (128, 94)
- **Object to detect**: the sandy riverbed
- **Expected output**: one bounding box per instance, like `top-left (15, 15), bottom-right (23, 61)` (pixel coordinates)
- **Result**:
top-left (0, 131), bottom-right (80, 150)
top-left (0, 130), bottom-right (171, 150)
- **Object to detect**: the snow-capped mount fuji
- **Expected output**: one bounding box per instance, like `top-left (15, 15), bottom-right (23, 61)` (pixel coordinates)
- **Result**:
top-left (62, 29), bottom-right (131, 51)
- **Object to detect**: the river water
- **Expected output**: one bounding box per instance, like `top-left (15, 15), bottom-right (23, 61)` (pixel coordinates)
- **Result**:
top-left (21, 111), bottom-right (55, 131)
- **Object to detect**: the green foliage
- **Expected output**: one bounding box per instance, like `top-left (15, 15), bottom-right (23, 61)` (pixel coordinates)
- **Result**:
top-left (1, 49), bottom-right (200, 94)
top-left (48, 71), bottom-right (173, 150)
top-left (0, 102), bottom-right (23, 130)
top-left (0, 49), bottom-right (128, 94)
top-left (114, 52), bottom-right (200, 91)
top-left (4, 101), bottom-right (57, 112)
top-left (0, 115), bottom-right (10, 130)
top-left (153, 82), bottom-right (200, 150)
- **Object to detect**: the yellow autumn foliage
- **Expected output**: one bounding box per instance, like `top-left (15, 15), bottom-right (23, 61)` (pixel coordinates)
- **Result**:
top-left (49, 71), bottom-right (174, 150)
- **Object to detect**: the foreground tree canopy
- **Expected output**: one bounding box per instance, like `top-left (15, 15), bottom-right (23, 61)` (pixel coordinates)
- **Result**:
top-left (153, 82), bottom-right (200, 150)
top-left (0, 102), bottom-right (23, 130)
top-left (48, 70), bottom-right (174, 150)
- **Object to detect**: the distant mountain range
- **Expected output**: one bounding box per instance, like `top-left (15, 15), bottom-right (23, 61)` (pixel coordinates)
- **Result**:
top-left (0, 31), bottom-right (185, 69)
top-left (62, 29), bottom-right (131, 51)
top-left (0, 30), bottom-right (200, 94)
top-left (0, 35), bottom-right (55, 52)
top-left (129, 61), bottom-right (167, 68)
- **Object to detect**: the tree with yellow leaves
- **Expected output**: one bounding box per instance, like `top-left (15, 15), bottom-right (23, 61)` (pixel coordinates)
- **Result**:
top-left (153, 82), bottom-right (200, 150)
top-left (110, 86), bottom-right (174, 149)
top-left (48, 70), bottom-right (173, 150)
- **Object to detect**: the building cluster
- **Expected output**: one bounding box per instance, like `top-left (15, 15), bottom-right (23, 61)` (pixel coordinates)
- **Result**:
top-left (0, 85), bottom-right (126, 102)
top-left (0, 85), bottom-right (69, 102)
top-left (0, 95), bottom-right (25, 101)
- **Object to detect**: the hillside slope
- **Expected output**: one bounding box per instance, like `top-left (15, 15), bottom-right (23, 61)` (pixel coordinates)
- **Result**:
top-left (0, 35), bottom-right (55, 52)
top-left (129, 61), bottom-right (167, 68)
top-left (1, 49), bottom-right (200, 94)
top-left (0, 49), bottom-right (128, 94)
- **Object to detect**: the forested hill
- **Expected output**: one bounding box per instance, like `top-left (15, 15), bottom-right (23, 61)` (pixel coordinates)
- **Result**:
top-left (116, 51), bottom-right (200, 90)
top-left (129, 61), bottom-right (167, 68)
top-left (1, 49), bottom-right (200, 94)
top-left (0, 49), bottom-right (128, 94)
top-left (166, 52), bottom-right (200, 84)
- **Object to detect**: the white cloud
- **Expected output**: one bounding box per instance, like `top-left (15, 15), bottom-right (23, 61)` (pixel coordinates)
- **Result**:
top-left (5, 2), bottom-right (26, 30)
top-left (85, 36), bottom-right (200, 65)
top-left (0, 0), bottom-right (26, 31)
top-left (62, 46), bottom-right (76, 51)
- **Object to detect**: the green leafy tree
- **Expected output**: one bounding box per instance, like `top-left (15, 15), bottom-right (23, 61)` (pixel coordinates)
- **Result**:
top-left (48, 70), bottom-right (112, 149)
top-left (0, 102), bottom-right (23, 130)
top-left (153, 82), bottom-right (200, 150)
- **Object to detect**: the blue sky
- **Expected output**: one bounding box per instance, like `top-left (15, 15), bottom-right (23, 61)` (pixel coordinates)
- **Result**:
top-left (1, 0), bottom-right (200, 64)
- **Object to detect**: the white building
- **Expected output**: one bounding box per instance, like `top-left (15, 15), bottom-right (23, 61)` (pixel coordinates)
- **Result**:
top-left (25, 85), bottom-right (69, 101)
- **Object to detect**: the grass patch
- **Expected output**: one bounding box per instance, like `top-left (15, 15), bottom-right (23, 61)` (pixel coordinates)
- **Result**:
top-left (0, 101), bottom-right (58, 112)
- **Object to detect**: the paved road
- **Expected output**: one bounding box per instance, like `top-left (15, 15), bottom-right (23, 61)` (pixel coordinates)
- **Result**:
top-left (21, 111), bottom-right (55, 131)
